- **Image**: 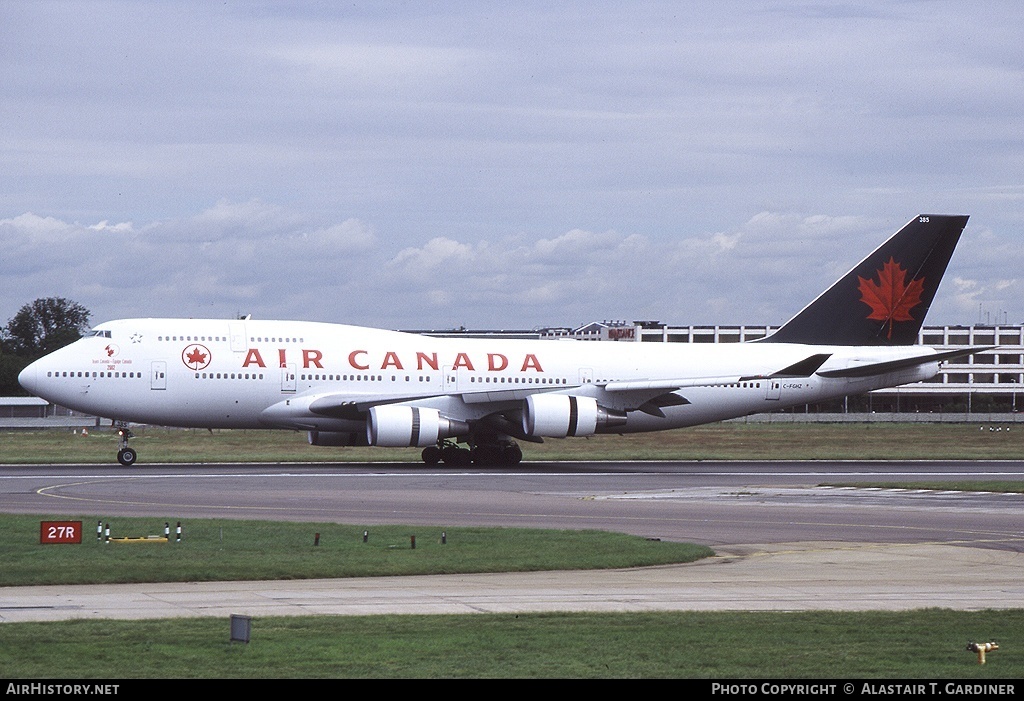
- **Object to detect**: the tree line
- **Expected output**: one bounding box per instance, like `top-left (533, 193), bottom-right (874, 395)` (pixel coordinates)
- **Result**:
top-left (0, 298), bottom-right (91, 395)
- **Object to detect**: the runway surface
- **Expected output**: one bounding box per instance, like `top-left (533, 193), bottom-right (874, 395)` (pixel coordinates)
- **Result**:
top-left (3, 460), bottom-right (1023, 547)
top-left (2, 460), bottom-right (1023, 620)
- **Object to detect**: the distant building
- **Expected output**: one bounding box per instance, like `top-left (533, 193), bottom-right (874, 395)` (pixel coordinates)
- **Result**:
top-left (541, 320), bottom-right (639, 342)
top-left (418, 321), bottom-right (1024, 415)
top-left (401, 326), bottom-right (544, 340)
top-left (0, 396), bottom-right (50, 418)
top-left (562, 321), bottom-right (1024, 414)
top-left (0, 396), bottom-right (96, 429)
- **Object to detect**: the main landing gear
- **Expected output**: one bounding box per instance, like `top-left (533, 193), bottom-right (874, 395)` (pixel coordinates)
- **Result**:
top-left (115, 423), bottom-right (137, 466)
top-left (421, 440), bottom-right (523, 467)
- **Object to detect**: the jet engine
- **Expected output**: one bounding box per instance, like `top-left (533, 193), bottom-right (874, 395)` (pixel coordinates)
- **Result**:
top-left (522, 394), bottom-right (627, 438)
top-left (366, 405), bottom-right (471, 447)
top-left (307, 430), bottom-right (369, 447)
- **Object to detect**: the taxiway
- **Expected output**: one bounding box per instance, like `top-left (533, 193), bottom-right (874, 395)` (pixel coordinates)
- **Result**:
top-left (1, 460), bottom-right (1022, 621)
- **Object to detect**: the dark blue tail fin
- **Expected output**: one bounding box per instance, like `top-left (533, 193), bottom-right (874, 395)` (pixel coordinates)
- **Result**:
top-left (764, 215), bottom-right (969, 346)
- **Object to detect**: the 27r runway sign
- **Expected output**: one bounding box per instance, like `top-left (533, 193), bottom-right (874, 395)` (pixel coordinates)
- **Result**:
top-left (40, 520), bottom-right (82, 544)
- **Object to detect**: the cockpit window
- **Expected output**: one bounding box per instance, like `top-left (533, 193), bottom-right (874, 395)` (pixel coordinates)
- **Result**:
top-left (88, 329), bottom-right (112, 338)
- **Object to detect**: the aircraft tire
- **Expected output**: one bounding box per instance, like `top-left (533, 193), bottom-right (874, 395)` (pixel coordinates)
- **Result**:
top-left (471, 444), bottom-right (501, 466)
top-left (117, 447), bottom-right (137, 467)
top-left (500, 443), bottom-right (523, 466)
top-left (441, 445), bottom-right (471, 465)
top-left (421, 446), bottom-right (442, 465)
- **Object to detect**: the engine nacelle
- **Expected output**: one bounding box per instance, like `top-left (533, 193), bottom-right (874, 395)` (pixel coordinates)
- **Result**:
top-left (308, 430), bottom-right (369, 447)
top-left (522, 394), bottom-right (626, 438)
top-left (366, 405), bottom-right (470, 447)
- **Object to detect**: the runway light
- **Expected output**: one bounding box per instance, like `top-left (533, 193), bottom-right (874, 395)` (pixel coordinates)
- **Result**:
top-left (966, 640), bottom-right (998, 664)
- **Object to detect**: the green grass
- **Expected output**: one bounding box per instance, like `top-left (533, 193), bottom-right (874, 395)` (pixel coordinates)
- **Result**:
top-left (3, 421), bottom-right (1024, 463)
top-left (1, 610), bottom-right (1020, 678)
top-left (0, 514), bottom-right (712, 587)
top-left (4, 424), bottom-right (1022, 679)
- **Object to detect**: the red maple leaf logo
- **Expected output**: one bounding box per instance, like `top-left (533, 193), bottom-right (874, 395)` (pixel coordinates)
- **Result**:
top-left (857, 257), bottom-right (926, 339)
top-left (181, 344), bottom-right (211, 370)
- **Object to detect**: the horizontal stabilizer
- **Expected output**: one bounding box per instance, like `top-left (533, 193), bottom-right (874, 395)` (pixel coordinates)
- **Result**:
top-left (817, 347), bottom-right (991, 378)
top-left (770, 354), bottom-right (832, 377)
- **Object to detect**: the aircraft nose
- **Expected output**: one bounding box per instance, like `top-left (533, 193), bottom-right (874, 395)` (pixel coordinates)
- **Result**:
top-left (18, 361), bottom-right (39, 395)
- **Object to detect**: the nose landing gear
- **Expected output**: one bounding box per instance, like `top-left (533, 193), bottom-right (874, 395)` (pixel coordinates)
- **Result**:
top-left (115, 423), bottom-right (137, 466)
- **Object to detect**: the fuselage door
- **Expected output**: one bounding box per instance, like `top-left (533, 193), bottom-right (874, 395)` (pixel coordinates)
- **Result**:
top-left (151, 361), bottom-right (167, 390)
top-left (229, 323), bottom-right (247, 353)
top-left (579, 367), bottom-right (594, 385)
top-left (765, 379), bottom-right (781, 400)
top-left (281, 363), bottom-right (296, 393)
top-left (443, 365), bottom-right (458, 393)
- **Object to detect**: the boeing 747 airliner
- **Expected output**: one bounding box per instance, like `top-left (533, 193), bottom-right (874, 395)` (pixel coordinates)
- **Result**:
top-left (19, 215), bottom-right (981, 466)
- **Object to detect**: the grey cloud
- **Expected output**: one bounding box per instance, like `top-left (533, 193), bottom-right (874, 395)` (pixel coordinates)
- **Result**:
top-left (2, 2), bottom-right (1021, 328)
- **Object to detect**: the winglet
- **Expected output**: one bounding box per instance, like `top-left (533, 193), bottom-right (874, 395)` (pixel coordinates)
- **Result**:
top-left (764, 215), bottom-right (969, 346)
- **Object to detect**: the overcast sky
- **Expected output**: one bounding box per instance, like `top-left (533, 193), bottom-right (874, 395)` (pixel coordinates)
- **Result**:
top-left (2, 1), bottom-right (1022, 332)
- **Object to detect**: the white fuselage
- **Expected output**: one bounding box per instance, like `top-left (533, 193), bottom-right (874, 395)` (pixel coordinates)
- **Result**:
top-left (19, 318), bottom-right (939, 437)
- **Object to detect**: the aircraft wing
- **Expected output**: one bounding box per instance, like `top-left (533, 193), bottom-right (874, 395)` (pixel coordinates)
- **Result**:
top-left (604, 375), bottom-right (749, 392)
top-left (603, 354), bottom-right (833, 393)
top-left (596, 354), bottom-right (833, 416)
top-left (307, 391), bottom-right (442, 420)
top-left (267, 347), bottom-right (972, 427)
top-left (275, 384), bottom-right (571, 423)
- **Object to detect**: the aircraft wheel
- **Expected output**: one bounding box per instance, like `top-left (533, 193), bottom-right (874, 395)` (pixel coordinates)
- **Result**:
top-left (500, 443), bottom-right (523, 466)
top-left (440, 445), bottom-right (463, 465)
top-left (421, 446), bottom-right (442, 465)
top-left (117, 447), bottom-right (137, 467)
top-left (471, 444), bottom-right (500, 466)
